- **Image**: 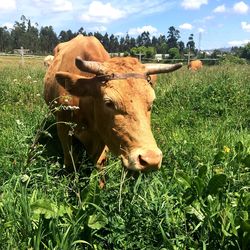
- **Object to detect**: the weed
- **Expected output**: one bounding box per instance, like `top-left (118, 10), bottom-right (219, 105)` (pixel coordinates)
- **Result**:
top-left (0, 62), bottom-right (249, 249)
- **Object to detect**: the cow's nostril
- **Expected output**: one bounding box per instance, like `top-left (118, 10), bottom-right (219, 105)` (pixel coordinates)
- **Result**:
top-left (137, 150), bottom-right (162, 170)
top-left (138, 154), bottom-right (148, 167)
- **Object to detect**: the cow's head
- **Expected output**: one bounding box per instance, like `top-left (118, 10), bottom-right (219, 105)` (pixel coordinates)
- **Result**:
top-left (56, 57), bottom-right (182, 171)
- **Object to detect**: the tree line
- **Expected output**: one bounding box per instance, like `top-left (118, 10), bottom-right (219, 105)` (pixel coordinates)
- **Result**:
top-left (0, 15), bottom-right (249, 60)
top-left (0, 16), bottom-right (196, 58)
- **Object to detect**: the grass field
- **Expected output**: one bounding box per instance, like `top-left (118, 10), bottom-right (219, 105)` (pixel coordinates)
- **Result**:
top-left (0, 56), bottom-right (250, 249)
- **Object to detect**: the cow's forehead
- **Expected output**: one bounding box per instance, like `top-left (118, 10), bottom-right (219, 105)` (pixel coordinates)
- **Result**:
top-left (102, 78), bottom-right (155, 103)
top-left (100, 57), bottom-right (155, 104)
top-left (103, 57), bottom-right (145, 73)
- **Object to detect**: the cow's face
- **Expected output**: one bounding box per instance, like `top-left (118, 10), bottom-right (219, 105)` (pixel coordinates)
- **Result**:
top-left (95, 73), bottom-right (162, 171)
top-left (56, 57), bottom-right (182, 171)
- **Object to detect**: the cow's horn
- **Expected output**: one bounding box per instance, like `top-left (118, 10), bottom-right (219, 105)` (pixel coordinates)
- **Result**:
top-left (75, 56), bottom-right (105, 75)
top-left (145, 63), bottom-right (182, 75)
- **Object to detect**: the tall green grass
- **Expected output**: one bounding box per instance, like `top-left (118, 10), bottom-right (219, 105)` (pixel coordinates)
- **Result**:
top-left (0, 63), bottom-right (249, 249)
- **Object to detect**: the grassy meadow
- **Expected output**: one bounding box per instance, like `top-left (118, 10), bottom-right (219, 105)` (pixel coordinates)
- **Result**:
top-left (0, 55), bottom-right (250, 249)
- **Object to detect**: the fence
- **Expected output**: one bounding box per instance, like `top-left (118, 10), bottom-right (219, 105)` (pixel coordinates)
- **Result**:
top-left (142, 57), bottom-right (220, 65)
top-left (0, 53), bottom-right (220, 66)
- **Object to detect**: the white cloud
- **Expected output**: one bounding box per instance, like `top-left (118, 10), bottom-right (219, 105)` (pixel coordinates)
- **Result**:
top-left (179, 23), bottom-right (193, 30)
top-left (233, 1), bottom-right (249, 14)
top-left (81, 1), bottom-right (126, 23)
top-left (194, 15), bottom-right (214, 24)
top-left (198, 28), bottom-right (205, 33)
top-left (213, 4), bottom-right (226, 13)
top-left (0, 0), bottom-right (16, 11)
top-left (114, 32), bottom-right (125, 37)
top-left (203, 15), bottom-right (214, 21)
top-left (123, 0), bottom-right (176, 16)
top-left (241, 21), bottom-right (250, 32)
top-left (228, 39), bottom-right (250, 46)
top-left (2, 22), bottom-right (14, 29)
top-left (128, 25), bottom-right (158, 36)
top-left (90, 25), bottom-right (107, 32)
top-left (52, 0), bottom-right (72, 12)
top-left (33, 0), bottom-right (72, 12)
top-left (181, 0), bottom-right (208, 10)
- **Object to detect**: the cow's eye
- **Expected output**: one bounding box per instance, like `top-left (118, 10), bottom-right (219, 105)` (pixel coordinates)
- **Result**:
top-left (104, 99), bottom-right (116, 110)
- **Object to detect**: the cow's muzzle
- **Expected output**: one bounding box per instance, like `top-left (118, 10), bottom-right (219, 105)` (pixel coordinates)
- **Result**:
top-left (121, 148), bottom-right (162, 172)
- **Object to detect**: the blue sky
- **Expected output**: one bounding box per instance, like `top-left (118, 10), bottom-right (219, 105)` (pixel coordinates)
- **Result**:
top-left (0, 0), bottom-right (249, 49)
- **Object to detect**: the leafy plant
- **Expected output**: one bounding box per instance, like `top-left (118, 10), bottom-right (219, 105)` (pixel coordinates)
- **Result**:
top-left (0, 60), bottom-right (249, 249)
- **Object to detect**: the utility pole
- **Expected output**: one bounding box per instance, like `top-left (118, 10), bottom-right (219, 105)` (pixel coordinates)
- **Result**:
top-left (20, 47), bottom-right (24, 66)
top-left (188, 44), bottom-right (191, 64)
top-left (198, 32), bottom-right (202, 52)
top-left (14, 47), bottom-right (30, 66)
top-left (135, 51), bottom-right (145, 62)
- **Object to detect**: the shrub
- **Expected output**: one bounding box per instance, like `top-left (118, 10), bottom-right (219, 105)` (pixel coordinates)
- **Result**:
top-left (219, 54), bottom-right (247, 65)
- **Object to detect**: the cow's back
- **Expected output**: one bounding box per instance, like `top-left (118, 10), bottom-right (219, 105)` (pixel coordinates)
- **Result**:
top-left (44, 35), bottom-right (110, 104)
top-left (188, 60), bottom-right (202, 71)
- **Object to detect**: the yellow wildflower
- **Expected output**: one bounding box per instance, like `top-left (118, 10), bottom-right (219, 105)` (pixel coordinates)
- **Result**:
top-left (223, 146), bottom-right (230, 153)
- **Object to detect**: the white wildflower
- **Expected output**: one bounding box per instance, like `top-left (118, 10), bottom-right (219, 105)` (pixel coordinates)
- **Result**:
top-left (62, 105), bottom-right (80, 110)
top-left (68, 130), bottom-right (74, 136)
top-left (16, 119), bottom-right (23, 126)
top-left (68, 106), bottom-right (80, 110)
top-left (21, 174), bottom-right (30, 183)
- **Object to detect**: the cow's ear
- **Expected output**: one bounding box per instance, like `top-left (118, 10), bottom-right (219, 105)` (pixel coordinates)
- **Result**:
top-left (55, 71), bottom-right (95, 96)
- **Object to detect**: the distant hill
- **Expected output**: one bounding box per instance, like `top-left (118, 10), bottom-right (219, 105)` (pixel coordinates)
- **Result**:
top-left (204, 47), bottom-right (232, 53)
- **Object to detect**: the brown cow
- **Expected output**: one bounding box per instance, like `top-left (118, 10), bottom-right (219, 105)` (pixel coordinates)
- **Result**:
top-left (188, 59), bottom-right (203, 71)
top-left (44, 35), bottom-right (182, 172)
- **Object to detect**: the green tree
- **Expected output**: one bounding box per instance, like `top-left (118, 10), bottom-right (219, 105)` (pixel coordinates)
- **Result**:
top-left (130, 46), bottom-right (156, 59)
top-left (58, 29), bottom-right (75, 42)
top-left (130, 46), bottom-right (145, 57)
top-left (141, 31), bottom-right (151, 47)
top-left (0, 26), bottom-right (12, 52)
top-left (119, 36), bottom-right (125, 52)
top-left (102, 33), bottom-right (110, 51)
top-left (39, 26), bottom-right (58, 54)
top-left (211, 49), bottom-right (222, 58)
top-left (11, 15), bottom-right (27, 49)
top-left (77, 27), bottom-right (86, 36)
top-left (168, 47), bottom-right (180, 59)
top-left (158, 43), bottom-right (168, 54)
top-left (241, 43), bottom-right (250, 60)
top-left (94, 32), bottom-right (103, 45)
top-left (156, 35), bottom-right (168, 53)
top-left (124, 34), bottom-right (132, 52)
top-left (178, 41), bottom-right (185, 57)
top-left (146, 47), bottom-right (156, 58)
top-left (151, 36), bottom-right (158, 48)
top-left (136, 34), bottom-right (143, 47)
top-left (186, 33), bottom-right (195, 52)
top-left (129, 37), bottom-right (136, 50)
top-left (167, 26), bottom-right (180, 49)
top-left (109, 34), bottom-right (119, 53)
top-left (26, 20), bottom-right (39, 53)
